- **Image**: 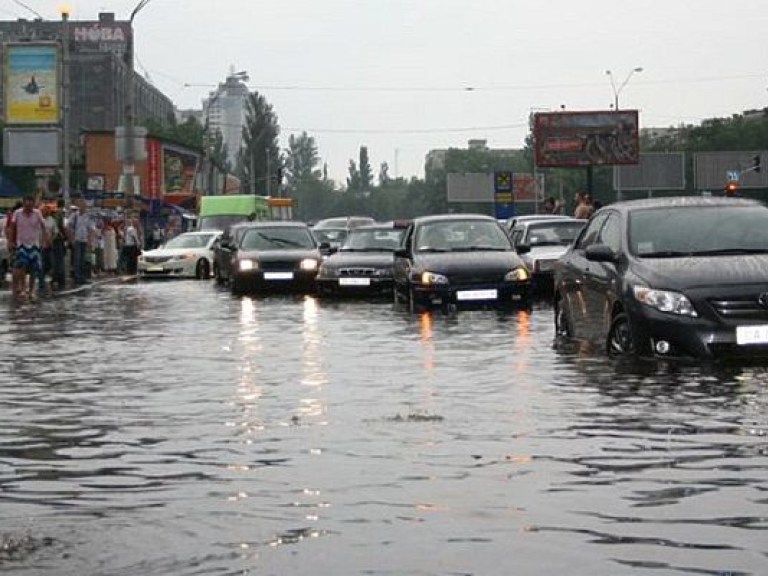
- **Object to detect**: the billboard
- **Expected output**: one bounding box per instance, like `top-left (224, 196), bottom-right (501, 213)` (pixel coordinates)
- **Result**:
top-left (3, 128), bottom-right (61, 166)
top-left (446, 172), bottom-right (543, 203)
top-left (534, 110), bottom-right (639, 168)
top-left (3, 43), bottom-right (60, 125)
top-left (163, 145), bottom-right (200, 196)
top-left (614, 153), bottom-right (686, 191)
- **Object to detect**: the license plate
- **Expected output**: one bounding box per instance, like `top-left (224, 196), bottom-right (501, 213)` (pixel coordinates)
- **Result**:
top-left (147, 266), bottom-right (164, 272)
top-left (456, 289), bottom-right (498, 301)
top-left (264, 272), bottom-right (293, 281)
top-left (339, 278), bottom-right (370, 286)
top-left (736, 324), bottom-right (768, 345)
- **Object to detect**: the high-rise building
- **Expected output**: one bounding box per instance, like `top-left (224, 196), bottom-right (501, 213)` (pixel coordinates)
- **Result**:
top-left (0, 12), bottom-right (175, 151)
top-left (203, 69), bottom-right (250, 169)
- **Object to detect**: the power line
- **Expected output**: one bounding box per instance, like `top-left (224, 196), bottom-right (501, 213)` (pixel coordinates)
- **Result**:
top-left (10, 0), bottom-right (43, 19)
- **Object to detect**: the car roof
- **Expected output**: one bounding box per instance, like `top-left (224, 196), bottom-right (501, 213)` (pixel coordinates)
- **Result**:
top-left (238, 221), bottom-right (310, 229)
top-left (517, 217), bottom-right (584, 229)
top-left (412, 213), bottom-right (499, 225)
top-left (599, 195), bottom-right (763, 216)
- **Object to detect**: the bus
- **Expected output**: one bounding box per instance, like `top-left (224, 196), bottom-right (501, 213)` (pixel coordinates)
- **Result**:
top-left (198, 195), bottom-right (294, 231)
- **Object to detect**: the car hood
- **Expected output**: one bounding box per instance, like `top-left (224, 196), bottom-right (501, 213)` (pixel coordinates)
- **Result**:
top-left (415, 250), bottom-right (523, 273)
top-left (633, 254), bottom-right (768, 291)
top-left (238, 248), bottom-right (320, 262)
top-left (143, 247), bottom-right (209, 257)
top-left (325, 251), bottom-right (394, 268)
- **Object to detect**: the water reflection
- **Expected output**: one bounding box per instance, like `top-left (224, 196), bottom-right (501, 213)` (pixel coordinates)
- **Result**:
top-left (1, 283), bottom-right (766, 575)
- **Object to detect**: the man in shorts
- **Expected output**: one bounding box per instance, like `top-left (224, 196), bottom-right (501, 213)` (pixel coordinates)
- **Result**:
top-left (12, 196), bottom-right (49, 299)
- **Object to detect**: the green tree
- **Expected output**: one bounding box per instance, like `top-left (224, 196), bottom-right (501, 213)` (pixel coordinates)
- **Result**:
top-left (238, 91), bottom-right (280, 196)
top-left (358, 146), bottom-right (373, 190)
top-left (285, 132), bottom-right (321, 186)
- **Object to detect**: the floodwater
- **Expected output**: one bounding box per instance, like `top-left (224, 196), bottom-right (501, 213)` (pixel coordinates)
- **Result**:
top-left (1, 281), bottom-right (766, 575)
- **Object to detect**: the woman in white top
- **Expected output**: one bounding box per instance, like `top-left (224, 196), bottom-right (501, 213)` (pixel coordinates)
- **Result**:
top-left (103, 223), bottom-right (118, 273)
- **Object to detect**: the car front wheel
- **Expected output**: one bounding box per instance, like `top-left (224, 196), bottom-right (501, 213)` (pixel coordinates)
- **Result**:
top-left (196, 259), bottom-right (211, 280)
top-left (607, 312), bottom-right (635, 356)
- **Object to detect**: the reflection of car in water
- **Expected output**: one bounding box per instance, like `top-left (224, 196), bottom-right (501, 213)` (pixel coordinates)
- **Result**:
top-left (554, 196), bottom-right (768, 359)
top-left (316, 221), bottom-right (408, 297)
top-left (0, 217), bottom-right (9, 286)
top-left (393, 214), bottom-right (531, 312)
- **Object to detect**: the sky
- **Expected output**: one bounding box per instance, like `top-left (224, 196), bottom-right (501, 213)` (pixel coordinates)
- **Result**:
top-left (7, 0), bottom-right (768, 184)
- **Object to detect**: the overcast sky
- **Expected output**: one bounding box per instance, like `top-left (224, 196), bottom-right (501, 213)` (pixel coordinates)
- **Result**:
top-left (10, 1), bottom-right (768, 184)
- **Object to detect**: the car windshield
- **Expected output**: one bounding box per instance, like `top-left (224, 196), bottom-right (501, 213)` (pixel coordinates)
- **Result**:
top-left (164, 234), bottom-right (215, 249)
top-left (630, 206), bottom-right (768, 257)
top-left (341, 228), bottom-right (405, 252)
top-left (525, 221), bottom-right (584, 246)
top-left (240, 227), bottom-right (315, 250)
top-left (416, 220), bottom-right (511, 252)
top-left (313, 228), bottom-right (348, 244)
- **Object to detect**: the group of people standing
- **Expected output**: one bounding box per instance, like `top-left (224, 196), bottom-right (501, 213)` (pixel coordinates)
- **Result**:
top-left (542, 191), bottom-right (600, 220)
top-left (3, 196), bottom-right (144, 300)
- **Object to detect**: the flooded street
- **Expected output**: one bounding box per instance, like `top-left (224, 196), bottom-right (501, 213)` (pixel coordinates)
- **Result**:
top-left (1, 281), bottom-right (767, 575)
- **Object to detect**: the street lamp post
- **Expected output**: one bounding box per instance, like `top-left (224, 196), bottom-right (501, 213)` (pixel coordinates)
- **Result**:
top-left (122, 0), bottom-right (153, 210)
top-left (60, 8), bottom-right (71, 208)
top-left (605, 66), bottom-right (643, 111)
top-left (606, 67), bottom-right (642, 201)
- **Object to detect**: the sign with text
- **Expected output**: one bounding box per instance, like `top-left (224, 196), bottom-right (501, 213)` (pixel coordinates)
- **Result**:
top-left (3, 43), bottom-right (60, 124)
top-left (534, 110), bottom-right (639, 167)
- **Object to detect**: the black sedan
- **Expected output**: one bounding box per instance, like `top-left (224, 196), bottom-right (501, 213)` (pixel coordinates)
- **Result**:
top-left (228, 222), bottom-right (322, 295)
top-left (316, 222), bottom-right (408, 297)
top-left (554, 196), bottom-right (768, 359)
top-left (393, 214), bottom-right (531, 311)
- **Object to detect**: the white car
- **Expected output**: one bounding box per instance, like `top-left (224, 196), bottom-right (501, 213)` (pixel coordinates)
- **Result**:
top-left (138, 230), bottom-right (222, 279)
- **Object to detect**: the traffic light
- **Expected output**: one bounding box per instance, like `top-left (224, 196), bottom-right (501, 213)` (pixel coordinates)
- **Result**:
top-left (753, 155), bottom-right (761, 173)
top-left (725, 181), bottom-right (740, 196)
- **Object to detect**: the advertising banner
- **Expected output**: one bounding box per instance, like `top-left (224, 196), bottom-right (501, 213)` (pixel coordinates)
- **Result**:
top-left (3, 43), bottom-right (60, 125)
top-left (163, 145), bottom-right (199, 196)
top-left (534, 110), bottom-right (639, 168)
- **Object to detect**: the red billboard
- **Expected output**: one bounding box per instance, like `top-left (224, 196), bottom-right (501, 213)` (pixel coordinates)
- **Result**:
top-left (534, 110), bottom-right (639, 168)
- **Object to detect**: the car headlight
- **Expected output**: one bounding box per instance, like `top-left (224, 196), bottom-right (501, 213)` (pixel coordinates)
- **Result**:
top-left (177, 253), bottom-right (195, 261)
top-left (373, 268), bottom-right (390, 277)
top-left (420, 271), bottom-right (449, 285)
top-left (300, 258), bottom-right (319, 271)
top-left (633, 286), bottom-right (698, 317)
top-left (505, 267), bottom-right (530, 282)
top-left (239, 259), bottom-right (258, 272)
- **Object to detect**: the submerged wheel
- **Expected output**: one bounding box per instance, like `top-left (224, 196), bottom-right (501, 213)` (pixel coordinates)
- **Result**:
top-left (196, 259), bottom-right (211, 280)
top-left (607, 312), bottom-right (635, 356)
top-left (407, 285), bottom-right (423, 314)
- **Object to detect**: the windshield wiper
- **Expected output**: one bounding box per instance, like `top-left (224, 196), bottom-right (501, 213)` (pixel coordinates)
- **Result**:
top-left (418, 247), bottom-right (450, 253)
top-left (257, 233), bottom-right (303, 247)
top-left (690, 248), bottom-right (768, 256)
top-left (638, 250), bottom-right (693, 258)
top-left (452, 246), bottom-right (508, 252)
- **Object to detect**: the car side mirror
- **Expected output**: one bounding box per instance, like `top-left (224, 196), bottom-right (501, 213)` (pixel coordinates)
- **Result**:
top-left (319, 241), bottom-right (335, 256)
top-left (585, 244), bottom-right (617, 263)
top-left (516, 243), bottom-right (531, 255)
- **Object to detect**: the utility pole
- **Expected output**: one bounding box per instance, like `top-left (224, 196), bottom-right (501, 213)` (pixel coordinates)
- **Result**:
top-left (122, 0), bottom-right (153, 211)
top-left (60, 9), bottom-right (71, 208)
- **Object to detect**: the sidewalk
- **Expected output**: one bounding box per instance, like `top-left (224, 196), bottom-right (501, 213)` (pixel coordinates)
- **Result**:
top-left (0, 272), bottom-right (136, 301)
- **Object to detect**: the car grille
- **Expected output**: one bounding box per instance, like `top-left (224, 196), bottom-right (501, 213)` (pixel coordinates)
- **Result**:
top-left (448, 272), bottom-right (506, 286)
top-left (708, 296), bottom-right (768, 322)
top-left (339, 267), bottom-right (376, 277)
top-left (262, 261), bottom-right (297, 271)
top-left (144, 256), bottom-right (173, 264)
